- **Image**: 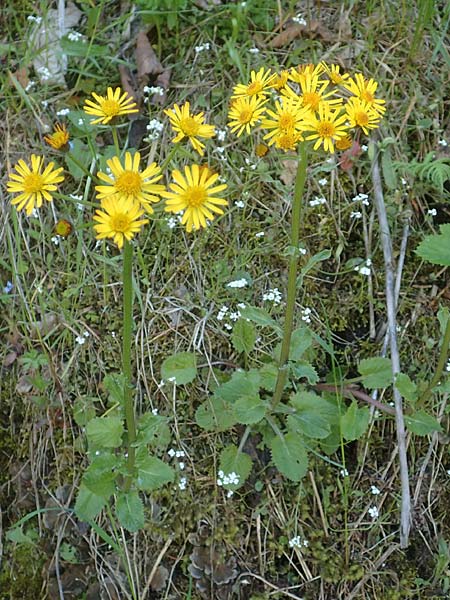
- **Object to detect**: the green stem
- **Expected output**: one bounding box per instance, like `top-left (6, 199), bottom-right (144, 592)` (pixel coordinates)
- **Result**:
top-left (123, 240), bottom-right (137, 490)
top-left (271, 143), bottom-right (308, 408)
top-left (160, 144), bottom-right (179, 172)
top-left (419, 316), bottom-right (450, 404)
top-left (67, 151), bottom-right (99, 182)
top-left (112, 126), bottom-right (121, 156)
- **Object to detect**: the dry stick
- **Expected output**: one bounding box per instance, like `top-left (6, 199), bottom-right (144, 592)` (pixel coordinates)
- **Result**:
top-left (371, 147), bottom-right (411, 548)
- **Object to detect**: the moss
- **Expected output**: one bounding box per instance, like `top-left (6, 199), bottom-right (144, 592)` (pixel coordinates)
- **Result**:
top-left (0, 544), bottom-right (45, 600)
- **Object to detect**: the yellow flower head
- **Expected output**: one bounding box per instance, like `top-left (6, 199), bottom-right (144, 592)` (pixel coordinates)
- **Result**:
top-left (96, 152), bottom-right (164, 214)
top-left (271, 70), bottom-right (290, 91)
top-left (283, 73), bottom-right (342, 113)
top-left (344, 73), bottom-right (386, 115)
top-left (322, 63), bottom-right (350, 85)
top-left (93, 197), bottom-right (149, 249)
top-left (164, 101), bottom-right (215, 156)
top-left (161, 164), bottom-right (228, 232)
top-left (227, 96), bottom-right (267, 137)
top-left (335, 135), bottom-right (353, 151)
top-left (302, 105), bottom-right (349, 154)
top-left (54, 219), bottom-right (73, 237)
top-left (232, 67), bottom-right (276, 99)
top-left (44, 123), bottom-right (70, 151)
top-left (273, 130), bottom-right (304, 152)
top-left (345, 98), bottom-right (381, 135)
top-left (289, 63), bottom-right (324, 82)
top-left (7, 154), bottom-right (65, 215)
top-left (83, 87), bottom-right (139, 125)
top-left (261, 98), bottom-right (308, 146)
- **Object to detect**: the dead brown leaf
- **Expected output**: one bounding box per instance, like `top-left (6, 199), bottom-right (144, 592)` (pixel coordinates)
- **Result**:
top-left (280, 159), bottom-right (298, 186)
top-left (150, 565), bottom-right (169, 591)
top-left (135, 30), bottom-right (163, 83)
top-left (270, 19), bottom-right (333, 48)
top-left (338, 9), bottom-right (352, 41)
top-left (118, 64), bottom-right (138, 109)
top-left (152, 68), bottom-right (171, 105)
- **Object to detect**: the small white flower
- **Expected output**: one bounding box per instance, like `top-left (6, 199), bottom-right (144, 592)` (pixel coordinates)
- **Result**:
top-left (143, 85), bottom-right (164, 96)
top-left (111, 331), bottom-right (116, 338)
top-left (368, 506), bottom-right (379, 520)
top-left (168, 448), bottom-right (176, 458)
top-left (355, 259), bottom-right (372, 277)
top-left (147, 118), bottom-right (164, 132)
top-left (309, 196), bottom-right (327, 207)
top-left (370, 485), bottom-right (381, 495)
top-left (447, 469), bottom-right (450, 475)
top-left (194, 42), bottom-right (210, 53)
top-left (224, 323), bottom-right (233, 331)
top-left (178, 477), bottom-right (187, 490)
top-left (361, 144), bottom-right (368, 152)
top-left (301, 307), bottom-right (312, 323)
top-left (227, 278), bottom-right (248, 288)
top-left (167, 376), bottom-right (177, 383)
top-left (340, 468), bottom-right (349, 477)
top-left (75, 335), bottom-right (86, 345)
top-left (175, 450), bottom-right (185, 458)
top-left (288, 535), bottom-right (309, 548)
top-left (230, 311), bottom-right (241, 321)
top-left (179, 462), bottom-right (185, 470)
top-left (263, 288), bottom-right (282, 305)
top-left (235, 200), bottom-right (245, 208)
top-left (401, 177), bottom-right (408, 185)
top-left (445, 360), bottom-right (450, 372)
top-left (237, 303), bottom-right (246, 309)
top-left (350, 211), bottom-right (362, 219)
top-left (215, 146), bottom-right (226, 155)
top-left (67, 30), bottom-right (84, 42)
top-left (152, 408), bottom-right (158, 415)
top-left (298, 246), bottom-right (307, 255)
top-left (226, 490), bottom-right (234, 498)
top-left (255, 231), bottom-right (265, 238)
top-left (292, 15), bottom-right (307, 26)
top-left (41, 100), bottom-right (48, 108)
top-left (167, 216), bottom-right (179, 229)
top-left (438, 139), bottom-right (448, 147)
top-left (427, 208), bottom-right (437, 216)
top-left (318, 178), bottom-right (328, 186)
top-left (249, 47), bottom-right (260, 54)
top-left (27, 15), bottom-right (42, 23)
top-left (3, 281), bottom-right (13, 294)
top-left (216, 128), bottom-right (227, 142)
top-left (25, 80), bottom-right (36, 92)
top-left (51, 235), bottom-right (60, 246)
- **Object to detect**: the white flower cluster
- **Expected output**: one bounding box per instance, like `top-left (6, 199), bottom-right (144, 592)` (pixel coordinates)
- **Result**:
top-left (217, 470), bottom-right (240, 486)
top-left (350, 210), bottom-right (362, 219)
top-left (249, 47), bottom-right (260, 54)
top-left (145, 119), bottom-right (164, 141)
top-left (195, 42), bottom-right (210, 53)
top-left (318, 177), bottom-right (328, 186)
top-left (427, 208), bottom-right (437, 216)
top-left (355, 258), bottom-right (372, 277)
top-left (167, 214), bottom-right (182, 229)
top-left (370, 485), bottom-right (381, 495)
top-left (340, 468), bottom-right (349, 477)
top-left (262, 288), bottom-right (282, 305)
top-left (25, 80), bottom-right (36, 92)
top-left (352, 192), bottom-right (369, 206)
top-left (178, 477), bottom-right (187, 490)
top-left (368, 506), bottom-right (379, 520)
top-left (301, 307), bottom-right (312, 323)
top-left (51, 235), bottom-right (61, 246)
top-left (438, 139), bottom-right (448, 147)
top-left (227, 278), bottom-right (248, 288)
top-left (235, 199), bottom-right (245, 208)
top-left (27, 15), bottom-right (42, 23)
top-left (217, 303), bottom-right (246, 331)
top-left (288, 536), bottom-right (309, 549)
top-left (143, 85), bottom-right (165, 97)
top-left (37, 66), bottom-right (52, 82)
top-left (255, 231), bottom-right (265, 238)
top-left (67, 30), bottom-right (85, 42)
top-left (216, 128), bottom-right (227, 142)
top-left (56, 108), bottom-right (70, 117)
top-left (75, 330), bottom-right (90, 345)
top-left (292, 14), bottom-right (307, 26)
top-left (309, 196), bottom-right (326, 207)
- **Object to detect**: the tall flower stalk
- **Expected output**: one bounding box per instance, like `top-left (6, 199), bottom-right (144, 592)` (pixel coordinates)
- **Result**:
top-left (271, 142), bottom-right (308, 408)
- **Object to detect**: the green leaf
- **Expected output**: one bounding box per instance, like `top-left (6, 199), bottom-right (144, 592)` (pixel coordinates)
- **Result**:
top-left (103, 372), bottom-right (128, 407)
top-left (82, 469), bottom-right (116, 498)
top-left (289, 327), bottom-right (313, 361)
top-left (404, 411), bottom-right (442, 436)
top-left (74, 485), bottom-right (107, 521)
top-left (214, 369), bottom-right (260, 403)
top-left (219, 445), bottom-right (253, 490)
top-left (416, 224), bottom-right (450, 266)
top-left (290, 360), bottom-right (319, 384)
top-left (258, 363), bottom-right (279, 391)
top-left (6, 526), bottom-right (38, 545)
top-left (300, 249), bottom-right (331, 277)
top-left (135, 453), bottom-right (174, 491)
top-left (395, 373), bottom-right (418, 404)
top-left (135, 412), bottom-right (171, 448)
top-left (161, 352), bottom-right (197, 385)
top-left (239, 306), bottom-right (282, 334)
top-left (73, 397), bottom-right (97, 426)
top-left (232, 319), bottom-right (256, 354)
top-left (271, 433), bottom-right (308, 482)
top-left (288, 392), bottom-right (336, 439)
top-left (65, 139), bottom-right (91, 179)
top-left (115, 491), bottom-right (144, 532)
top-left (86, 416), bottom-right (124, 448)
top-left (358, 357), bottom-right (393, 389)
top-left (233, 394), bottom-right (266, 425)
top-left (340, 401), bottom-right (370, 441)
top-left (381, 145), bottom-right (397, 190)
top-left (195, 397), bottom-right (237, 431)
top-left (319, 426), bottom-right (341, 455)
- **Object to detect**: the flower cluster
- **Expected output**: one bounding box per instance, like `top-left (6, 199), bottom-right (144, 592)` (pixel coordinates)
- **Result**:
top-left (6, 88), bottom-right (228, 246)
top-left (227, 63), bottom-right (385, 153)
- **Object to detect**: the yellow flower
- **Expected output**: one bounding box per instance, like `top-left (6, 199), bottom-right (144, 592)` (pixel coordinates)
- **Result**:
top-left (271, 70), bottom-right (290, 91)
top-left (54, 219), bottom-right (73, 237)
top-left (83, 87), bottom-right (139, 125)
top-left (6, 154), bottom-right (64, 215)
top-left (161, 164), bottom-right (228, 232)
top-left (335, 135), bottom-right (353, 151)
top-left (273, 130), bottom-right (304, 152)
top-left (232, 68), bottom-right (276, 98)
top-left (345, 98), bottom-right (381, 134)
top-left (289, 63), bottom-right (324, 82)
top-left (227, 96), bottom-right (267, 137)
top-left (261, 98), bottom-right (308, 146)
top-left (93, 197), bottom-right (149, 249)
top-left (344, 73), bottom-right (386, 115)
top-left (164, 101), bottom-right (215, 156)
top-left (96, 152), bottom-right (164, 214)
top-left (322, 63), bottom-right (350, 85)
top-left (283, 73), bottom-right (342, 113)
top-left (302, 105), bottom-right (349, 153)
top-left (44, 123), bottom-right (70, 150)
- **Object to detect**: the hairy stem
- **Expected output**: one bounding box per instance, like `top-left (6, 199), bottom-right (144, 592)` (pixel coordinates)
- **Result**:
top-left (123, 241), bottom-right (136, 490)
top-left (271, 143), bottom-right (308, 408)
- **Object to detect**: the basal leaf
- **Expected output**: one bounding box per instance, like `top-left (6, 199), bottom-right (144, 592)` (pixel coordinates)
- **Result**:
top-left (195, 397), bottom-right (237, 431)
top-left (358, 357), bottom-right (393, 389)
top-left (214, 369), bottom-right (260, 404)
top-left (340, 401), bottom-right (370, 441)
top-left (270, 433), bottom-right (308, 482)
top-left (86, 416), bottom-right (124, 448)
top-left (395, 373), bottom-right (418, 404)
top-left (233, 394), bottom-right (266, 425)
top-left (161, 352), bottom-right (197, 385)
top-left (232, 319), bottom-right (256, 354)
top-left (74, 485), bottom-right (107, 521)
top-left (115, 491), bottom-right (144, 532)
top-left (416, 224), bottom-right (450, 267)
top-left (404, 411), bottom-right (442, 436)
top-left (288, 391), bottom-right (336, 439)
top-left (219, 445), bottom-right (253, 490)
top-left (136, 453), bottom-right (174, 491)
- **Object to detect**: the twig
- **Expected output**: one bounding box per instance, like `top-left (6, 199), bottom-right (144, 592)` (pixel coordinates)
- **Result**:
top-left (314, 383), bottom-right (396, 416)
top-left (371, 143), bottom-right (411, 548)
